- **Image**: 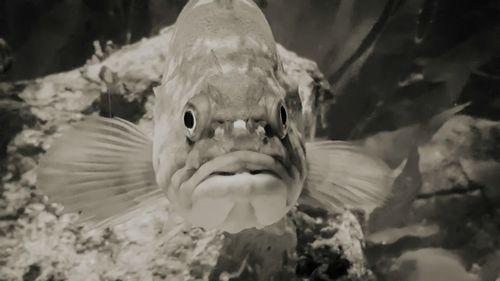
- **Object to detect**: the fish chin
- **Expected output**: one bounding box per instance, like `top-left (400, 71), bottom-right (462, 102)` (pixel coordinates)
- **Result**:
top-left (189, 173), bottom-right (289, 233)
top-left (175, 151), bottom-right (301, 233)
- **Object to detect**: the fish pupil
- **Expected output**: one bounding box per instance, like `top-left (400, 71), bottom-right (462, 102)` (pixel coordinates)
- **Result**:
top-left (280, 105), bottom-right (287, 126)
top-left (184, 110), bottom-right (195, 129)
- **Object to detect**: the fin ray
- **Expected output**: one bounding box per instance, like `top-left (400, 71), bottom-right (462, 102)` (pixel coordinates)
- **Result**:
top-left (302, 140), bottom-right (395, 213)
top-left (37, 116), bottom-right (162, 230)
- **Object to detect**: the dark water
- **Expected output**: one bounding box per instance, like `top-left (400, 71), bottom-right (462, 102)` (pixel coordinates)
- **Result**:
top-left (0, 1), bottom-right (391, 83)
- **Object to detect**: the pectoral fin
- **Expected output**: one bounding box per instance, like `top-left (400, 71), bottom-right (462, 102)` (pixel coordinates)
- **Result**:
top-left (301, 141), bottom-right (395, 214)
top-left (37, 116), bottom-right (163, 230)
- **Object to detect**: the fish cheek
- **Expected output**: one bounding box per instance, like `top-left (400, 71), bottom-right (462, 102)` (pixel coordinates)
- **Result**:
top-left (282, 127), bottom-right (308, 204)
top-left (287, 127), bottom-right (307, 177)
top-left (157, 146), bottom-right (187, 186)
top-left (153, 117), bottom-right (187, 190)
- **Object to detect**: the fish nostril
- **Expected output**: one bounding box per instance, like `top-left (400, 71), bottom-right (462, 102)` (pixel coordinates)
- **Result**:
top-left (211, 120), bottom-right (226, 136)
top-left (247, 119), bottom-right (255, 131)
top-left (213, 126), bottom-right (225, 139)
top-left (264, 124), bottom-right (274, 138)
top-left (206, 127), bottom-right (215, 138)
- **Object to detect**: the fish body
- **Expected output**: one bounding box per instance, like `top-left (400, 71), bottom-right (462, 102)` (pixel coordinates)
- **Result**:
top-left (153, 0), bottom-right (307, 232)
top-left (38, 0), bottom-right (394, 233)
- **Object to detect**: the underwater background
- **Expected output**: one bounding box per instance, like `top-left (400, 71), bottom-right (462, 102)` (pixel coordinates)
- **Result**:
top-left (1, 0), bottom-right (499, 280)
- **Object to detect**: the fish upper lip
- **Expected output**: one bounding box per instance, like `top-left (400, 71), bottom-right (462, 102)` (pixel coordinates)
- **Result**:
top-left (178, 150), bottom-right (294, 198)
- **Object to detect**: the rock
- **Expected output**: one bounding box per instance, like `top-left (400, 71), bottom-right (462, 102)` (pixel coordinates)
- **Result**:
top-left (479, 251), bottom-right (500, 281)
top-left (363, 115), bottom-right (500, 280)
top-left (0, 91), bottom-right (39, 175)
top-left (209, 218), bottom-right (297, 281)
top-left (276, 44), bottom-right (334, 139)
top-left (386, 248), bottom-right (479, 281)
top-left (368, 146), bottom-right (421, 233)
top-left (414, 115), bottom-right (500, 219)
top-left (294, 206), bottom-right (374, 281)
top-left (408, 114), bottom-right (500, 217)
top-left (366, 223), bottom-right (440, 246)
top-left (461, 158), bottom-right (500, 204)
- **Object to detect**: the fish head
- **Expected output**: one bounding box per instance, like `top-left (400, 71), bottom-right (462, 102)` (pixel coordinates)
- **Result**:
top-left (153, 62), bottom-right (307, 233)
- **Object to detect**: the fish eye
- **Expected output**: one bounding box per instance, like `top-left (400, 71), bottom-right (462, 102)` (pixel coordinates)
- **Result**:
top-left (270, 101), bottom-right (288, 139)
top-left (184, 109), bottom-right (196, 130)
top-left (279, 104), bottom-right (287, 127)
top-left (182, 95), bottom-right (212, 141)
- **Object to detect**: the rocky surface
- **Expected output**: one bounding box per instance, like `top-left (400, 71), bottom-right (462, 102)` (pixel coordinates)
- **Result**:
top-left (364, 115), bottom-right (500, 281)
top-left (0, 26), bottom-right (373, 281)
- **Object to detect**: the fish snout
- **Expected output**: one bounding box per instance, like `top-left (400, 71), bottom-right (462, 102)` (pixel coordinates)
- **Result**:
top-left (210, 98), bottom-right (290, 142)
top-left (209, 119), bottom-right (266, 151)
top-left (232, 119), bottom-right (255, 137)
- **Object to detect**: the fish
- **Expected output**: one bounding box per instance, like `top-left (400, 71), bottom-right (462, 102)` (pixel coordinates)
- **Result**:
top-left (37, 0), bottom-right (395, 234)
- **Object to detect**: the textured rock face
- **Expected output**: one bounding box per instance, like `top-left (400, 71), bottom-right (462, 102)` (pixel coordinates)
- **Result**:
top-left (386, 248), bottom-right (480, 281)
top-left (0, 27), bottom-right (370, 281)
top-left (365, 115), bottom-right (500, 281)
top-left (294, 207), bottom-right (375, 281)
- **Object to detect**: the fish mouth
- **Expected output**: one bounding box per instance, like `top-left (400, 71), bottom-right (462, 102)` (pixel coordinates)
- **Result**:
top-left (209, 169), bottom-right (279, 177)
top-left (179, 150), bottom-right (294, 199)
top-left (175, 150), bottom-right (299, 233)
